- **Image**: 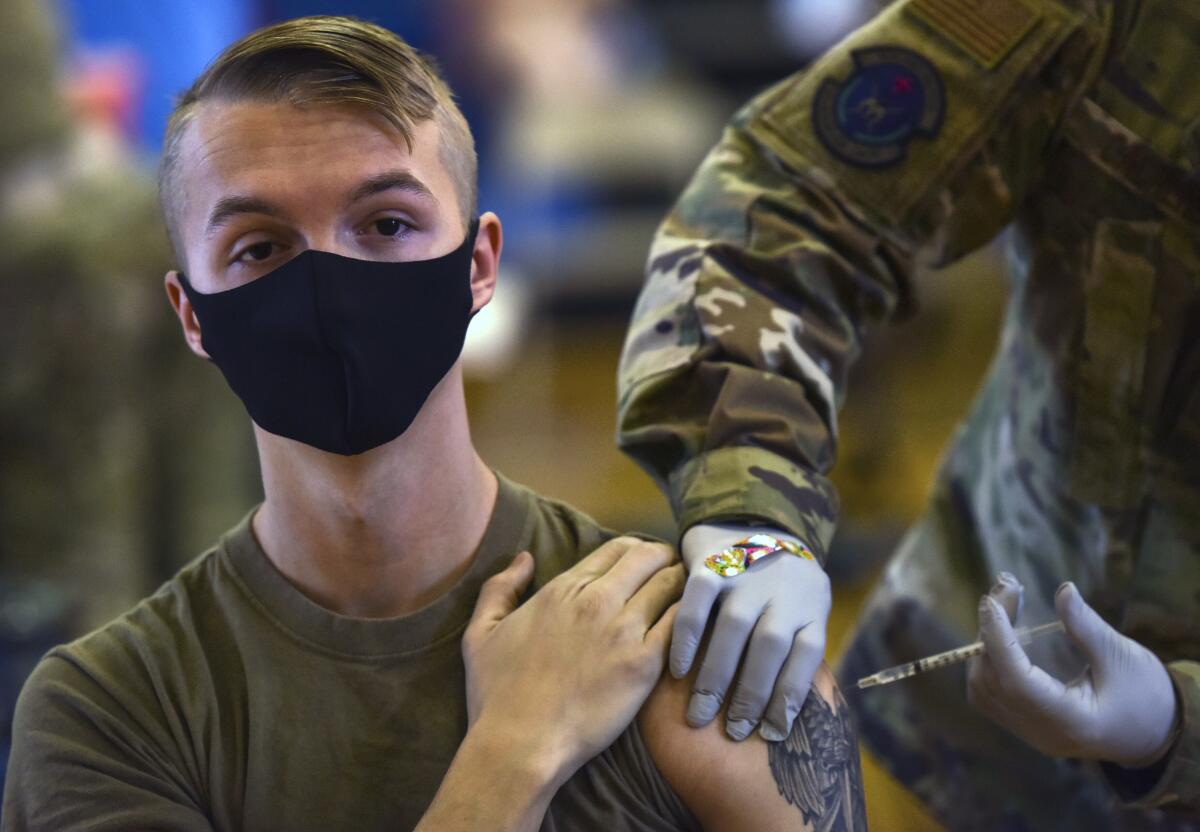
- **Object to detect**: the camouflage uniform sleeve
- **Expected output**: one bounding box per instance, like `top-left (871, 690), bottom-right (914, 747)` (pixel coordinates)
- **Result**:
top-left (1098, 661), bottom-right (1200, 811)
top-left (616, 0), bottom-right (1114, 563)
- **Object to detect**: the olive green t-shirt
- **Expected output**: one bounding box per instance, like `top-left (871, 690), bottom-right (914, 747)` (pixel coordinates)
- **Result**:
top-left (1, 473), bottom-right (700, 831)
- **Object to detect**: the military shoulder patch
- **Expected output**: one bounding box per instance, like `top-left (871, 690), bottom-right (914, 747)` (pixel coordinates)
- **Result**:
top-left (812, 46), bottom-right (945, 170)
top-left (908, 0), bottom-right (1043, 70)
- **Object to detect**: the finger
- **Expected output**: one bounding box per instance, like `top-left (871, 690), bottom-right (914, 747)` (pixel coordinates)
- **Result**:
top-left (968, 573), bottom-right (1021, 687)
top-left (687, 603), bottom-right (760, 728)
top-left (978, 594), bottom-right (1031, 679)
top-left (759, 626), bottom-right (826, 741)
top-left (644, 600), bottom-right (682, 663)
top-left (969, 644), bottom-right (1019, 712)
top-left (979, 594), bottom-right (1066, 708)
top-left (625, 563), bottom-right (686, 630)
top-left (669, 571), bottom-right (722, 678)
top-left (990, 572), bottom-right (1024, 624)
top-left (590, 540), bottom-right (676, 601)
top-left (469, 551), bottom-right (535, 631)
top-left (977, 651), bottom-right (1033, 711)
top-left (969, 576), bottom-right (1011, 690)
top-left (968, 666), bottom-right (1023, 727)
top-left (725, 612), bottom-right (811, 741)
top-left (567, 535), bottom-right (642, 584)
top-left (966, 652), bottom-right (983, 693)
top-left (970, 576), bottom-right (1026, 716)
top-left (1054, 582), bottom-right (1117, 674)
top-left (968, 660), bottom-right (1063, 757)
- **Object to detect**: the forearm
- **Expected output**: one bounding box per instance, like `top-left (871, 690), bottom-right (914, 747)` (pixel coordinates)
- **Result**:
top-left (414, 719), bottom-right (567, 832)
top-left (616, 83), bottom-right (912, 558)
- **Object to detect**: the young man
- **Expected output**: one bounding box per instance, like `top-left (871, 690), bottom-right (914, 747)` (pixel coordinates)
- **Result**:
top-left (1, 16), bottom-right (864, 831)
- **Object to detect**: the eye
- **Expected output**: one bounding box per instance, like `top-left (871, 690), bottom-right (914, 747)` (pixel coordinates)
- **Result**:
top-left (243, 241), bottom-right (275, 261)
top-left (372, 217), bottom-right (409, 237)
top-left (233, 241), bottom-right (278, 264)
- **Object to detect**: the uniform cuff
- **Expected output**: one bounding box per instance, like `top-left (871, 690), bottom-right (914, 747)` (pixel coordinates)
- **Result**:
top-left (1099, 660), bottom-right (1200, 811)
top-left (668, 446), bottom-right (838, 568)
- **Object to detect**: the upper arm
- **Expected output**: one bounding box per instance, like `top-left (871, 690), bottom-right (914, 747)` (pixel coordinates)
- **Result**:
top-left (2, 653), bottom-right (212, 832)
top-left (637, 660), bottom-right (865, 831)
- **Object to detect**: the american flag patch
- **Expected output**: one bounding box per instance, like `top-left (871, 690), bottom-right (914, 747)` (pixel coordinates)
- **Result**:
top-left (908, 0), bottom-right (1043, 69)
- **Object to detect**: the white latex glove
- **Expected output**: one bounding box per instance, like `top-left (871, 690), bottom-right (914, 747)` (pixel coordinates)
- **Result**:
top-left (967, 573), bottom-right (1181, 768)
top-left (675, 522), bottom-right (831, 742)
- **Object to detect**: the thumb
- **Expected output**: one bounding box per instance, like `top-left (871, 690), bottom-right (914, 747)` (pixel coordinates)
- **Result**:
top-left (470, 551), bottom-right (535, 631)
top-left (1055, 582), bottom-right (1116, 672)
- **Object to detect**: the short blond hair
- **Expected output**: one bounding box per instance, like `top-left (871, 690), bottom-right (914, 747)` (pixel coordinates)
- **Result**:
top-left (158, 15), bottom-right (476, 262)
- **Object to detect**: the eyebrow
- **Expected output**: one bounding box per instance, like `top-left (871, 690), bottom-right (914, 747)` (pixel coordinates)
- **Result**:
top-left (203, 171), bottom-right (437, 238)
top-left (205, 196), bottom-right (285, 237)
top-left (344, 170), bottom-right (437, 208)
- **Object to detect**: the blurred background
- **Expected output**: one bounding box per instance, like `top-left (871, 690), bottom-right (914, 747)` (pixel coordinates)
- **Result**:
top-left (0, 0), bottom-right (1010, 827)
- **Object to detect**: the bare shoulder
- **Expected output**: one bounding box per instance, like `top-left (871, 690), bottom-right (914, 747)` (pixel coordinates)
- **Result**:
top-left (637, 659), bottom-right (867, 831)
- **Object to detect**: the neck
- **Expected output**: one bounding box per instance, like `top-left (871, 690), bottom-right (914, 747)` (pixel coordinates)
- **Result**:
top-left (250, 370), bottom-right (498, 619)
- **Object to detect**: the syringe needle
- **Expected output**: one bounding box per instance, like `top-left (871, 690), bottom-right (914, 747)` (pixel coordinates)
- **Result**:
top-left (856, 620), bottom-right (1065, 689)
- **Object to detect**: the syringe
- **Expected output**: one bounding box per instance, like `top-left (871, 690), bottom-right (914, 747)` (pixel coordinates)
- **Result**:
top-left (856, 620), bottom-right (1065, 689)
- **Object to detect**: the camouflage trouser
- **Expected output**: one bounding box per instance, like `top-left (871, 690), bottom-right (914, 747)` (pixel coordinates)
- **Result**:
top-left (835, 495), bottom-right (1200, 832)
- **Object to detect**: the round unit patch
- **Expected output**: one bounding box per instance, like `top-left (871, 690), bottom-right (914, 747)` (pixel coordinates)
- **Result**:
top-left (813, 46), bottom-right (945, 169)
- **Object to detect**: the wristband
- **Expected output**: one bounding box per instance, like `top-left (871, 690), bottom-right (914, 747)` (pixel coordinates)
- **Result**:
top-left (703, 533), bottom-right (815, 577)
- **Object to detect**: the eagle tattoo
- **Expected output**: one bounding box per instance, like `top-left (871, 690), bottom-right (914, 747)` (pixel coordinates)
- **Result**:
top-left (768, 687), bottom-right (867, 831)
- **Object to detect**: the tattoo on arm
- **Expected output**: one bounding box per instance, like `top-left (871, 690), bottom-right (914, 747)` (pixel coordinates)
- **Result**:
top-left (768, 685), bottom-right (868, 831)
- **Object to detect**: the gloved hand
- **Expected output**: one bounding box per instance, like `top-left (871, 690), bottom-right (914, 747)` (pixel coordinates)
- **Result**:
top-left (967, 573), bottom-right (1182, 768)
top-left (674, 522), bottom-right (831, 742)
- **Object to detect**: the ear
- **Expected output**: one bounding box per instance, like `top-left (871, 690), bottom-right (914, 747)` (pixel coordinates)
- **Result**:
top-left (469, 211), bottom-right (502, 315)
top-left (163, 271), bottom-right (211, 360)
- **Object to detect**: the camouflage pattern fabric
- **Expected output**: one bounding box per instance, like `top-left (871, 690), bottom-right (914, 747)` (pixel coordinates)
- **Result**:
top-left (0, 0), bottom-right (260, 633)
top-left (616, 0), bottom-right (1200, 826)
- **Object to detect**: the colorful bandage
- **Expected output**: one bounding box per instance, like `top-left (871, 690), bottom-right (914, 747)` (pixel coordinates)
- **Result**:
top-left (702, 533), bottom-right (815, 577)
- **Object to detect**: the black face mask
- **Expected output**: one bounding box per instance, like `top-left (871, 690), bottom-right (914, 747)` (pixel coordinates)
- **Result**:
top-left (177, 218), bottom-right (480, 456)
